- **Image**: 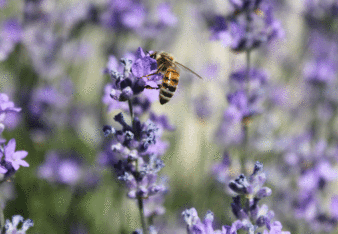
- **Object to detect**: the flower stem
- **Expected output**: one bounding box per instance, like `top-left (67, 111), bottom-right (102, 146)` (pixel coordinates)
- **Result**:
top-left (0, 205), bottom-right (4, 233)
top-left (137, 197), bottom-right (148, 234)
top-left (128, 99), bottom-right (134, 127)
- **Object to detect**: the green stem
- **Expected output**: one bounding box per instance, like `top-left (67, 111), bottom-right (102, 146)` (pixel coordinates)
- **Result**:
top-left (137, 197), bottom-right (148, 234)
top-left (241, 124), bottom-right (249, 170)
top-left (0, 203), bottom-right (4, 234)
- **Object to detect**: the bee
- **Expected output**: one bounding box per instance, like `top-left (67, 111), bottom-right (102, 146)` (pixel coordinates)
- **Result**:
top-left (141, 51), bottom-right (203, 105)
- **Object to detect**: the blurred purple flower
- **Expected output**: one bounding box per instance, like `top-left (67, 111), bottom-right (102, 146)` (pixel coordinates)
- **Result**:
top-left (38, 151), bottom-right (83, 186)
top-left (208, 0), bottom-right (284, 51)
top-left (149, 112), bottom-right (175, 132)
top-left (211, 152), bottom-right (232, 185)
top-left (0, 18), bottom-right (22, 61)
top-left (23, 0), bottom-right (48, 23)
top-left (23, 26), bottom-right (64, 78)
top-left (157, 3), bottom-right (178, 27)
top-left (0, 0), bottom-right (7, 8)
top-left (193, 94), bottom-right (213, 120)
top-left (4, 139), bottom-right (29, 171)
top-left (0, 93), bottom-right (21, 115)
top-left (230, 68), bottom-right (268, 90)
top-left (304, 0), bottom-right (338, 28)
top-left (278, 134), bottom-right (338, 232)
top-left (100, 1), bottom-right (177, 38)
top-left (303, 33), bottom-right (338, 86)
top-left (215, 68), bottom-right (268, 147)
top-left (215, 105), bottom-right (244, 146)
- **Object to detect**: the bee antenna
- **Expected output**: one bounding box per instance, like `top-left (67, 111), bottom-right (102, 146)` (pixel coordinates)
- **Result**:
top-left (146, 50), bottom-right (150, 55)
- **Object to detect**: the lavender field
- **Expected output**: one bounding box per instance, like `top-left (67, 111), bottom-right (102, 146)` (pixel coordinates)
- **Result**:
top-left (0, 0), bottom-right (337, 233)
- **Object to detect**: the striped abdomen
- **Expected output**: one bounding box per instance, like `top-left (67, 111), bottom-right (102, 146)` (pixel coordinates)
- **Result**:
top-left (159, 67), bottom-right (179, 105)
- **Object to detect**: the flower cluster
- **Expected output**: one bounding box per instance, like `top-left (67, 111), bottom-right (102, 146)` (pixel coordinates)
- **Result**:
top-left (208, 0), bottom-right (284, 51)
top-left (100, 1), bottom-right (177, 38)
top-left (0, 94), bottom-right (32, 232)
top-left (304, 0), bottom-right (338, 29)
top-left (0, 19), bottom-right (21, 61)
top-left (0, 94), bottom-right (29, 178)
top-left (27, 79), bottom-right (75, 139)
top-left (38, 151), bottom-right (82, 186)
top-left (101, 47), bottom-right (175, 232)
top-left (101, 112), bottom-right (169, 199)
top-left (215, 68), bottom-right (268, 146)
top-left (278, 134), bottom-right (338, 232)
top-left (103, 47), bottom-right (161, 115)
top-left (183, 162), bottom-right (290, 234)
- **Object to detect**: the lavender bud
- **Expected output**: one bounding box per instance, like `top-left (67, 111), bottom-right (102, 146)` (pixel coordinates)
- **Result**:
top-left (256, 187), bottom-right (272, 198)
top-left (229, 174), bottom-right (249, 194)
top-left (102, 125), bottom-right (115, 137)
top-left (119, 87), bottom-right (134, 101)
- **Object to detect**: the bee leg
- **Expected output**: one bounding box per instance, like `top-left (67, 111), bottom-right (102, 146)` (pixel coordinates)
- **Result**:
top-left (141, 72), bottom-right (159, 79)
top-left (140, 64), bottom-right (165, 79)
top-left (145, 84), bottom-right (162, 90)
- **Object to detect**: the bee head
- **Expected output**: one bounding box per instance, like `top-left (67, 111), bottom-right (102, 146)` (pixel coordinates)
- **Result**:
top-left (149, 52), bottom-right (157, 59)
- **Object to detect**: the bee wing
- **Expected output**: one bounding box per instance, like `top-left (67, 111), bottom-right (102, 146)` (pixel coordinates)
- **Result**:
top-left (175, 62), bottom-right (203, 79)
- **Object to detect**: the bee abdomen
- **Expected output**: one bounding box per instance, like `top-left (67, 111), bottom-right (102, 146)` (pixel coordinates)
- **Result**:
top-left (159, 89), bottom-right (174, 104)
top-left (159, 69), bottom-right (180, 105)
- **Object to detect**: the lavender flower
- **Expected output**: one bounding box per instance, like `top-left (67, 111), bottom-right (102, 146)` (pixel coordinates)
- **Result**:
top-left (103, 47), bottom-right (159, 114)
top-left (37, 151), bottom-right (83, 186)
top-left (226, 162), bottom-right (290, 234)
top-left (183, 162), bottom-right (289, 234)
top-left (208, 0), bottom-right (284, 51)
top-left (182, 208), bottom-right (224, 234)
top-left (100, 1), bottom-right (177, 38)
top-left (3, 139), bottom-right (29, 171)
top-left (26, 79), bottom-right (75, 142)
top-left (0, 93), bottom-right (21, 143)
top-left (303, 32), bottom-right (338, 87)
top-left (279, 135), bottom-right (338, 232)
top-left (211, 152), bottom-right (233, 185)
top-left (102, 112), bottom-right (168, 199)
top-left (4, 215), bottom-right (34, 234)
top-left (193, 94), bottom-right (213, 121)
top-left (0, 93), bottom-right (21, 114)
top-left (215, 68), bottom-right (268, 146)
top-left (304, 0), bottom-right (338, 28)
top-left (0, 19), bottom-right (21, 61)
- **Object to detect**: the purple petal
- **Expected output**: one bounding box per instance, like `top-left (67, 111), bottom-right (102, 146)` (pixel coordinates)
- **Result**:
top-left (4, 138), bottom-right (16, 158)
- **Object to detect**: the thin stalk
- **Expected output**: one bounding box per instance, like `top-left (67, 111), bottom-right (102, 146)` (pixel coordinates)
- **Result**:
top-left (137, 197), bottom-right (148, 234)
top-left (128, 99), bottom-right (148, 234)
top-left (240, 49), bottom-right (252, 171)
top-left (128, 99), bottom-right (134, 126)
top-left (241, 124), bottom-right (249, 170)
